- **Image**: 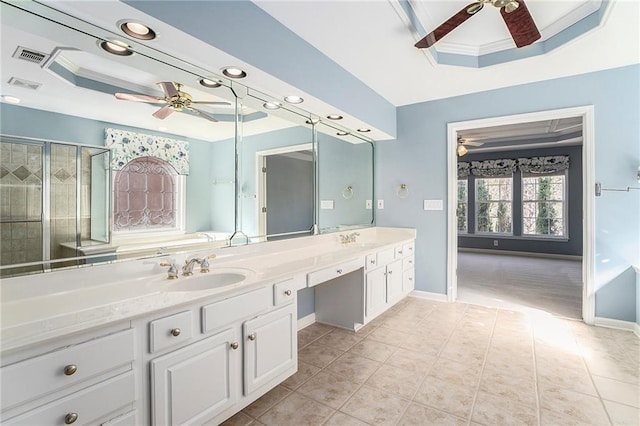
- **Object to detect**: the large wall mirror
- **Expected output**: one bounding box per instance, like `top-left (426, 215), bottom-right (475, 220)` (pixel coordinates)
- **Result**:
top-left (0, 1), bottom-right (374, 277)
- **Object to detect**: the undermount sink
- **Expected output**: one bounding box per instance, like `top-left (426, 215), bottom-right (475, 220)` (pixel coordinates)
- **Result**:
top-left (166, 272), bottom-right (246, 292)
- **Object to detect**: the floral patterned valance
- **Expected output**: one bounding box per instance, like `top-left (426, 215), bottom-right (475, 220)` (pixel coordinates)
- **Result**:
top-left (104, 128), bottom-right (190, 175)
top-left (518, 156), bottom-right (569, 174)
top-left (458, 162), bottom-right (470, 178)
top-left (470, 159), bottom-right (517, 178)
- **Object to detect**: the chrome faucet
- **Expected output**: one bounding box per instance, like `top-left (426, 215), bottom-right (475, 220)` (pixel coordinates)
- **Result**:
top-left (182, 257), bottom-right (202, 276)
top-left (348, 232), bottom-right (360, 243)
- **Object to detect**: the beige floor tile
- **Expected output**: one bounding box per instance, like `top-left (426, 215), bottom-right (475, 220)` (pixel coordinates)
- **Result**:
top-left (413, 376), bottom-right (475, 419)
top-left (365, 363), bottom-right (425, 399)
top-left (593, 375), bottom-right (640, 408)
top-left (539, 385), bottom-right (610, 425)
top-left (298, 342), bottom-right (344, 368)
top-left (324, 411), bottom-right (370, 426)
top-left (350, 338), bottom-right (396, 362)
top-left (242, 385), bottom-right (291, 418)
top-left (297, 370), bottom-right (360, 409)
top-left (353, 321), bottom-right (378, 337)
top-left (280, 361), bottom-right (321, 390)
top-left (314, 329), bottom-right (364, 352)
top-left (384, 347), bottom-right (435, 374)
top-left (480, 366), bottom-right (538, 407)
top-left (258, 393), bottom-right (334, 426)
top-left (367, 326), bottom-right (410, 346)
top-left (584, 353), bottom-right (640, 386)
top-left (428, 357), bottom-right (482, 388)
top-left (326, 351), bottom-right (381, 383)
top-left (439, 341), bottom-right (487, 367)
top-left (341, 385), bottom-right (409, 426)
top-left (399, 332), bottom-right (443, 355)
top-left (604, 400), bottom-right (640, 426)
top-left (540, 407), bottom-right (599, 426)
top-left (398, 402), bottom-right (467, 426)
top-left (472, 391), bottom-right (538, 426)
top-left (219, 411), bottom-right (253, 426)
top-left (537, 366), bottom-right (598, 396)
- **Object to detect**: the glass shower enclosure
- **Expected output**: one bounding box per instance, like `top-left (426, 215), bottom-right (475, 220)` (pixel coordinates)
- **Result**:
top-left (0, 137), bottom-right (110, 277)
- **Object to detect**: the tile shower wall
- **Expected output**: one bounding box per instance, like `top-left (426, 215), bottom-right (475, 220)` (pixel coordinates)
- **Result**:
top-left (0, 142), bottom-right (43, 275)
top-left (50, 144), bottom-right (77, 262)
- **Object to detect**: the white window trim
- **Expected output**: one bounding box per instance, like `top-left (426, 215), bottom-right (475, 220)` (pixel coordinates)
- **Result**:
top-left (521, 170), bottom-right (568, 238)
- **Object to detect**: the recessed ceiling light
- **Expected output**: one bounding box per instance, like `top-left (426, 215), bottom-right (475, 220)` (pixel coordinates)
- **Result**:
top-left (336, 131), bottom-right (349, 136)
top-left (199, 78), bottom-right (221, 88)
top-left (357, 128), bottom-right (371, 133)
top-left (99, 40), bottom-right (133, 56)
top-left (263, 101), bottom-right (281, 110)
top-left (119, 21), bottom-right (156, 40)
top-left (327, 114), bottom-right (343, 120)
top-left (284, 95), bottom-right (303, 104)
top-left (2, 95), bottom-right (20, 104)
top-left (222, 67), bottom-right (247, 79)
top-left (305, 119), bottom-right (319, 125)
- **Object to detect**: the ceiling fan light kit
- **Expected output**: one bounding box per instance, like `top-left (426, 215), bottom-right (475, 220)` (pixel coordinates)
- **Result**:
top-left (415, 0), bottom-right (540, 50)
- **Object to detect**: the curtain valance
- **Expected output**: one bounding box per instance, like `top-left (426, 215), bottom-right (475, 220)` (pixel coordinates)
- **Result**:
top-left (470, 159), bottom-right (517, 178)
top-left (457, 162), bottom-right (470, 178)
top-left (518, 156), bottom-right (570, 174)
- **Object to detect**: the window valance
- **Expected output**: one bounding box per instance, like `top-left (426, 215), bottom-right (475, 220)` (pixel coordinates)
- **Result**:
top-left (105, 128), bottom-right (190, 175)
top-left (518, 156), bottom-right (569, 174)
top-left (470, 159), bottom-right (517, 178)
top-left (458, 162), bottom-right (470, 178)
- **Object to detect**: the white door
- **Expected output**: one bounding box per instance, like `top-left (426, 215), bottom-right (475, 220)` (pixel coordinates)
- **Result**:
top-left (386, 260), bottom-right (403, 303)
top-left (150, 328), bottom-right (239, 425)
top-left (243, 304), bottom-right (297, 395)
top-left (365, 267), bottom-right (387, 319)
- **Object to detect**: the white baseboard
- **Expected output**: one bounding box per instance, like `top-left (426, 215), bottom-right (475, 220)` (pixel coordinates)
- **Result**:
top-left (458, 247), bottom-right (581, 261)
top-left (594, 317), bottom-right (639, 337)
top-left (297, 313), bottom-right (316, 330)
top-left (410, 290), bottom-right (448, 302)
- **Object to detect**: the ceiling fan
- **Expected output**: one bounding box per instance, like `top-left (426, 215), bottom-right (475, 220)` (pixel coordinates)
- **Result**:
top-left (115, 82), bottom-right (231, 122)
top-left (415, 0), bottom-right (541, 50)
top-left (457, 137), bottom-right (484, 156)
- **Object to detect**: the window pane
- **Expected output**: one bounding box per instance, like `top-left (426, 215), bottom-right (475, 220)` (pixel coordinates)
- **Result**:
top-left (475, 177), bottom-right (512, 234)
top-left (522, 174), bottom-right (566, 237)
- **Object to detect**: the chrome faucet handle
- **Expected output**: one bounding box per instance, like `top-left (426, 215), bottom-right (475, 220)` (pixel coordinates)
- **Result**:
top-left (199, 253), bottom-right (216, 273)
top-left (339, 235), bottom-right (348, 244)
top-left (159, 261), bottom-right (179, 280)
top-left (182, 258), bottom-right (202, 276)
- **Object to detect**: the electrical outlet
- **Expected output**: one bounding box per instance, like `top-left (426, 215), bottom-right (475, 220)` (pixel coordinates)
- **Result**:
top-left (365, 200), bottom-right (372, 209)
top-left (377, 199), bottom-right (384, 209)
top-left (493, 240), bottom-right (499, 247)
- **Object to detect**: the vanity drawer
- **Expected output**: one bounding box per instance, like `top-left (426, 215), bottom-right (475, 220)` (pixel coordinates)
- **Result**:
top-left (402, 242), bottom-right (415, 257)
top-left (149, 311), bottom-right (193, 353)
top-left (365, 253), bottom-right (378, 271)
top-left (377, 248), bottom-right (395, 266)
top-left (273, 276), bottom-right (304, 306)
top-left (307, 258), bottom-right (362, 287)
top-left (202, 286), bottom-right (270, 333)
top-left (1, 329), bottom-right (134, 412)
top-left (403, 255), bottom-right (415, 271)
top-left (4, 372), bottom-right (135, 425)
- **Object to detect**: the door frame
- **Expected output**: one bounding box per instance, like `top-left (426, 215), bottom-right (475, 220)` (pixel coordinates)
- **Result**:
top-left (446, 106), bottom-right (595, 324)
top-left (255, 143), bottom-right (313, 238)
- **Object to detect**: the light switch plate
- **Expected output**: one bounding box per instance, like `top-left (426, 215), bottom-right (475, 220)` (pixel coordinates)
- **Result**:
top-left (365, 200), bottom-right (372, 209)
top-left (320, 200), bottom-right (334, 209)
top-left (377, 200), bottom-right (384, 209)
top-left (423, 199), bottom-right (443, 210)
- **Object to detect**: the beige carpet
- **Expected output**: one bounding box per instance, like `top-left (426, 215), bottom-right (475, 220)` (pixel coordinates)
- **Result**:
top-left (457, 252), bottom-right (583, 319)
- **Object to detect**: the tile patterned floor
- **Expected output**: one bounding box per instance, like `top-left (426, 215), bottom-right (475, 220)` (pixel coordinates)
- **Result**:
top-left (222, 298), bottom-right (640, 426)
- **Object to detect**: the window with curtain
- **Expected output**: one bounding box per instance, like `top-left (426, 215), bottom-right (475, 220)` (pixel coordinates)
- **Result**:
top-left (457, 179), bottom-right (468, 232)
top-left (475, 177), bottom-right (513, 234)
top-left (522, 172), bottom-right (567, 237)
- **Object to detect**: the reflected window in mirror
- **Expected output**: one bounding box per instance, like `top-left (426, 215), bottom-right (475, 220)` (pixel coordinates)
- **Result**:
top-left (113, 157), bottom-right (185, 232)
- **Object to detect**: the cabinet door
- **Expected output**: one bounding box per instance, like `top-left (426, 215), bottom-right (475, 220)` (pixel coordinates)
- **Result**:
top-left (365, 267), bottom-right (387, 320)
top-left (386, 260), bottom-right (403, 304)
top-left (150, 328), bottom-right (240, 426)
top-left (402, 267), bottom-right (415, 293)
top-left (243, 304), bottom-right (296, 395)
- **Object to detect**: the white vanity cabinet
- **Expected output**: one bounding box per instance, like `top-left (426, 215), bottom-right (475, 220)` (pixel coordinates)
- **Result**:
top-left (0, 326), bottom-right (137, 425)
top-left (148, 279), bottom-right (300, 425)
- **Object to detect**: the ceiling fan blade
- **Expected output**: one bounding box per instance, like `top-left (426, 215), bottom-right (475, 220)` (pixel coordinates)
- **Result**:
top-left (115, 93), bottom-right (161, 103)
top-left (463, 141), bottom-right (485, 147)
top-left (415, 2), bottom-right (483, 49)
top-left (500, 0), bottom-right (541, 48)
top-left (190, 101), bottom-right (232, 106)
top-left (189, 107), bottom-right (218, 122)
top-left (152, 105), bottom-right (174, 120)
top-left (157, 81), bottom-right (179, 98)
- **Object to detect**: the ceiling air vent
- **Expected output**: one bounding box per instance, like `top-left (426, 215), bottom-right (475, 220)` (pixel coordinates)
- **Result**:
top-left (12, 46), bottom-right (50, 65)
top-left (8, 77), bottom-right (42, 91)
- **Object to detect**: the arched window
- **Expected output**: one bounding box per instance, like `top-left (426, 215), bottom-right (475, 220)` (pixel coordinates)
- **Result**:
top-left (113, 156), bottom-right (183, 232)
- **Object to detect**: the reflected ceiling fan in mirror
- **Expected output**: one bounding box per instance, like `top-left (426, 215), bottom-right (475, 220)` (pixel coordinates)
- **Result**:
top-left (457, 137), bottom-right (484, 157)
top-left (115, 82), bottom-right (231, 122)
top-left (415, 0), bottom-right (541, 49)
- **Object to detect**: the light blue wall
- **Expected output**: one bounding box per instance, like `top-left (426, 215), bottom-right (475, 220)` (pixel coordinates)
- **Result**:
top-left (376, 64), bottom-right (640, 322)
top-left (0, 104), bottom-right (218, 233)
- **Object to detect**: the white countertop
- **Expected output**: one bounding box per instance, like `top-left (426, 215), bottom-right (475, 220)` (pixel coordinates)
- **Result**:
top-left (0, 227), bottom-right (416, 353)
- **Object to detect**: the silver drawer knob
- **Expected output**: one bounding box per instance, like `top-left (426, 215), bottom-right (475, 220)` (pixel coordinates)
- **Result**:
top-left (336, 269), bottom-right (343, 274)
top-left (65, 413), bottom-right (78, 424)
top-left (370, 260), bottom-right (375, 264)
top-left (248, 333), bottom-right (257, 341)
top-left (230, 342), bottom-right (239, 350)
top-left (284, 290), bottom-right (292, 296)
top-left (171, 328), bottom-right (181, 337)
top-left (63, 364), bottom-right (77, 376)
top-left (388, 270), bottom-right (393, 274)
top-left (398, 250), bottom-right (403, 254)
